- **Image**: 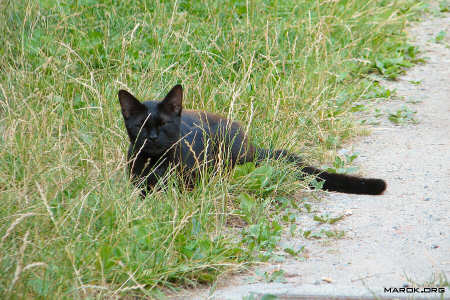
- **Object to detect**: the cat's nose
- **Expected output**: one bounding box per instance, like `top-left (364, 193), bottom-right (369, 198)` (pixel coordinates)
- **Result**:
top-left (149, 132), bottom-right (158, 140)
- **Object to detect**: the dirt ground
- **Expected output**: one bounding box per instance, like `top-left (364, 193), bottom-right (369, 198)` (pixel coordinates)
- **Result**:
top-left (173, 9), bottom-right (450, 300)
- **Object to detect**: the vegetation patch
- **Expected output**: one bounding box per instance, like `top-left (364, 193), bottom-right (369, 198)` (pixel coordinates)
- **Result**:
top-left (0, 0), bottom-right (424, 297)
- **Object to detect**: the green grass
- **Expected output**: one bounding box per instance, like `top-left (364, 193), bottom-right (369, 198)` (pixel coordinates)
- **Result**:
top-left (0, 0), bottom-right (424, 297)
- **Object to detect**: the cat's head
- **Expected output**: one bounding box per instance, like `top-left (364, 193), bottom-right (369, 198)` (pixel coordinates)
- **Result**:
top-left (118, 85), bottom-right (183, 156)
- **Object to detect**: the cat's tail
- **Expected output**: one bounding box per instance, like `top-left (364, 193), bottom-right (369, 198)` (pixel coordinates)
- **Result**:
top-left (257, 149), bottom-right (386, 195)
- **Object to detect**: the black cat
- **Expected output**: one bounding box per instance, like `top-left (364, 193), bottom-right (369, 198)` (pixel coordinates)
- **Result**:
top-left (118, 85), bottom-right (386, 195)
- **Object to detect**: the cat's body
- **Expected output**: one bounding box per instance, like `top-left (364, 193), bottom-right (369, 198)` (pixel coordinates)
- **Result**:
top-left (119, 85), bottom-right (386, 195)
top-left (127, 109), bottom-right (254, 187)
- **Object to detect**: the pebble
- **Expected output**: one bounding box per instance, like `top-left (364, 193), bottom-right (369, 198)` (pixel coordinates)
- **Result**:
top-left (322, 277), bottom-right (333, 283)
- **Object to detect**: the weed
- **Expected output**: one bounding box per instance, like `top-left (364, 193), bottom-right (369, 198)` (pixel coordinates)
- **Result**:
top-left (254, 269), bottom-right (287, 283)
top-left (435, 30), bottom-right (447, 43)
top-left (374, 108), bottom-right (384, 118)
top-left (313, 214), bottom-right (346, 225)
top-left (324, 152), bottom-right (360, 174)
top-left (283, 246), bottom-right (305, 258)
top-left (304, 229), bottom-right (345, 240)
top-left (409, 80), bottom-right (422, 85)
top-left (371, 44), bottom-right (424, 80)
top-left (405, 271), bottom-right (449, 296)
top-left (241, 220), bottom-right (283, 253)
top-left (388, 107), bottom-right (419, 124)
top-left (304, 203), bottom-right (313, 213)
top-left (244, 293), bottom-right (278, 300)
top-left (407, 99), bottom-right (423, 104)
top-left (364, 82), bottom-right (396, 100)
top-left (440, 0), bottom-right (450, 12)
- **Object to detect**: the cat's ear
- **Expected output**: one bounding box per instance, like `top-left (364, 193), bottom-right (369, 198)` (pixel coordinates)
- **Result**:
top-left (118, 90), bottom-right (146, 119)
top-left (159, 84), bottom-right (183, 116)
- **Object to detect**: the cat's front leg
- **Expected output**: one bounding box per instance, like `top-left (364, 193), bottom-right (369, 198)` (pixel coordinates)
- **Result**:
top-left (127, 150), bottom-right (169, 196)
top-left (144, 161), bottom-right (169, 192)
top-left (131, 162), bottom-right (168, 197)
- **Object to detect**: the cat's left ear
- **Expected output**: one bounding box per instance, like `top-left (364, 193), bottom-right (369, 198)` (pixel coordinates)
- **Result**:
top-left (159, 84), bottom-right (183, 116)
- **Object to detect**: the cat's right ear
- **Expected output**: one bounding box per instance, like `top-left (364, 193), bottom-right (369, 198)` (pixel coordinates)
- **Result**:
top-left (118, 90), bottom-right (146, 119)
top-left (159, 84), bottom-right (183, 116)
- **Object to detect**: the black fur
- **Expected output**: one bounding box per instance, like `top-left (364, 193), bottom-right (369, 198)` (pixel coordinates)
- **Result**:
top-left (118, 85), bottom-right (386, 195)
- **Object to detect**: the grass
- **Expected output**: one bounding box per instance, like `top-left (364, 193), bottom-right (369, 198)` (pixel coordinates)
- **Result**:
top-left (0, 0), bottom-right (425, 298)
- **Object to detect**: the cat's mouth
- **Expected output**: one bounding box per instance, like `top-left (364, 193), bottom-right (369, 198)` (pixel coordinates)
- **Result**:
top-left (131, 140), bottom-right (165, 156)
top-left (142, 142), bottom-right (171, 156)
top-left (143, 146), bottom-right (166, 156)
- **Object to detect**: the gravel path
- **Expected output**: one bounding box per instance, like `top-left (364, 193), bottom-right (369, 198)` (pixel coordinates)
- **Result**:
top-left (173, 11), bottom-right (450, 300)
